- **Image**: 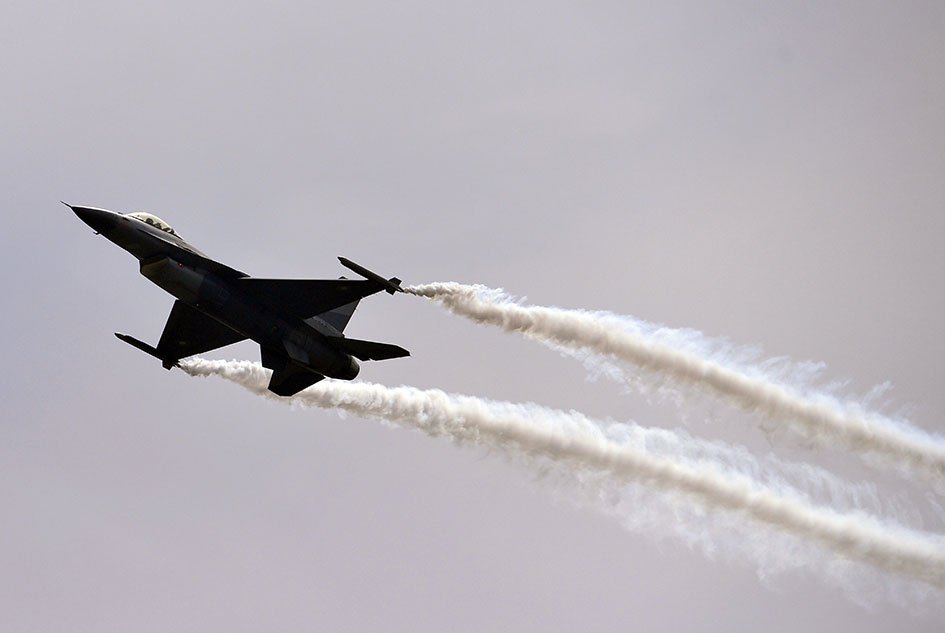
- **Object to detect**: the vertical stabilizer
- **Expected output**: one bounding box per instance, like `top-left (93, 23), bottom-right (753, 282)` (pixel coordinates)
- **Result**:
top-left (312, 299), bottom-right (360, 332)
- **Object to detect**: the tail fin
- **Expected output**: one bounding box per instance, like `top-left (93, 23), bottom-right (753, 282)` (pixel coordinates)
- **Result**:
top-left (268, 366), bottom-right (325, 396)
top-left (314, 299), bottom-right (360, 332)
top-left (260, 345), bottom-right (325, 396)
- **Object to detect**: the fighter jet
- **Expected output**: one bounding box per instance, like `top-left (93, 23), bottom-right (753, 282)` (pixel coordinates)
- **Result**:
top-left (69, 203), bottom-right (409, 396)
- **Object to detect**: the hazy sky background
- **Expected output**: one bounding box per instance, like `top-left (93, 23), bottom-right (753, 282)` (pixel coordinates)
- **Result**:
top-left (3, 1), bottom-right (945, 630)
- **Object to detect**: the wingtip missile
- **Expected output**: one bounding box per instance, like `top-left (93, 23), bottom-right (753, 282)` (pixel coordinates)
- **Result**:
top-left (115, 332), bottom-right (179, 369)
top-left (337, 257), bottom-right (404, 294)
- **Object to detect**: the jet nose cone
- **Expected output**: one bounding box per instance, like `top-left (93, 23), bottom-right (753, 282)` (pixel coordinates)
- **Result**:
top-left (70, 205), bottom-right (118, 235)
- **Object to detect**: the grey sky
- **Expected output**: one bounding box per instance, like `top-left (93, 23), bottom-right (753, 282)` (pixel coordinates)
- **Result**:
top-left (3, 1), bottom-right (945, 631)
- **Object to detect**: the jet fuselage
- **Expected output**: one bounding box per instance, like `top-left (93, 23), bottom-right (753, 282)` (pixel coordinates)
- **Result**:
top-left (73, 206), bottom-right (359, 381)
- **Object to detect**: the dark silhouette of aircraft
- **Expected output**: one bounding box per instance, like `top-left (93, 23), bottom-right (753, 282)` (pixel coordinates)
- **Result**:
top-left (69, 203), bottom-right (408, 396)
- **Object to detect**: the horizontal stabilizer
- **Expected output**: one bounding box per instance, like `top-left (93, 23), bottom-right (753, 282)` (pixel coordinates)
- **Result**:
top-left (334, 337), bottom-right (410, 361)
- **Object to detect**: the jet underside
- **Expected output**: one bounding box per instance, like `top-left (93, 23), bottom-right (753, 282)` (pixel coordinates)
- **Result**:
top-left (69, 204), bottom-right (408, 396)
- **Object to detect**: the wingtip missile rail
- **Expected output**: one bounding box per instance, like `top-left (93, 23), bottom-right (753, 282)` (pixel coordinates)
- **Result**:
top-left (115, 332), bottom-right (179, 370)
top-left (337, 257), bottom-right (404, 294)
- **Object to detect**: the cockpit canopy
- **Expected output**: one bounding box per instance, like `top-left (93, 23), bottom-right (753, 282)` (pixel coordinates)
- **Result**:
top-left (128, 212), bottom-right (180, 237)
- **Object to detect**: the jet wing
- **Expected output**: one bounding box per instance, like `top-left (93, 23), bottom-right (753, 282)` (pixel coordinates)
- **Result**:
top-left (234, 278), bottom-right (386, 319)
top-left (156, 300), bottom-right (247, 361)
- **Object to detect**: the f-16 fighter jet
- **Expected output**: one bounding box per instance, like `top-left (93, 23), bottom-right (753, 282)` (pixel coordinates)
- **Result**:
top-left (69, 203), bottom-right (409, 396)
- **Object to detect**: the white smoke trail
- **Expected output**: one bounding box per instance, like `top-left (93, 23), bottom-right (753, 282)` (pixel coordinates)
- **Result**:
top-left (406, 282), bottom-right (945, 481)
top-left (182, 358), bottom-right (945, 593)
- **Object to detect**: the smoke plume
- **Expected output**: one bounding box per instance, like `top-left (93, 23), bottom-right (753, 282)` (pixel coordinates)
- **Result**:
top-left (182, 358), bottom-right (945, 593)
top-left (407, 283), bottom-right (945, 481)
